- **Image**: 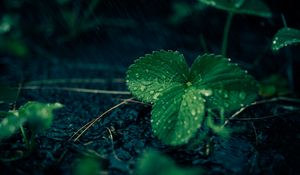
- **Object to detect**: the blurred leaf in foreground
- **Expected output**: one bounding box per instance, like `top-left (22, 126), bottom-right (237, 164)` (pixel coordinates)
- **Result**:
top-left (259, 74), bottom-right (290, 97)
top-left (136, 150), bottom-right (203, 175)
top-left (73, 157), bottom-right (101, 175)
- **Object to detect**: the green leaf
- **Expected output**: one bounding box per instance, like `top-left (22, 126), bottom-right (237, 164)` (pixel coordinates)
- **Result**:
top-left (73, 157), bottom-right (101, 175)
top-left (0, 112), bottom-right (25, 140)
top-left (190, 54), bottom-right (258, 110)
top-left (152, 86), bottom-right (205, 145)
top-left (272, 27), bottom-right (300, 51)
top-left (199, 0), bottom-right (271, 18)
top-left (126, 50), bottom-right (189, 103)
top-left (136, 150), bottom-right (203, 175)
top-left (18, 102), bottom-right (63, 132)
top-left (127, 51), bottom-right (258, 145)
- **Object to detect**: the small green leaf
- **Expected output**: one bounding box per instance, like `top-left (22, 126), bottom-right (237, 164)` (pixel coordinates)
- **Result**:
top-left (199, 0), bottom-right (271, 18)
top-left (0, 112), bottom-right (25, 140)
top-left (136, 150), bottom-right (202, 175)
top-left (272, 27), bottom-right (300, 51)
top-left (190, 54), bottom-right (258, 110)
top-left (126, 50), bottom-right (189, 103)
top-left (19, 102), bottom-right (63, 132)
top-left (152, 86), bottom-right (205, 145)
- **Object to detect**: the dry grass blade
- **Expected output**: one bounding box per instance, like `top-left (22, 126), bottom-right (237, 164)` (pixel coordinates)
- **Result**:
top-left (25, 78), bottom-right (125, 85)
top-left (22, 86), bottom-right (131, 95)
top-left (69, 98), bottom-right (134, 142)
top-left (223, 97), bottom-right (300, 127)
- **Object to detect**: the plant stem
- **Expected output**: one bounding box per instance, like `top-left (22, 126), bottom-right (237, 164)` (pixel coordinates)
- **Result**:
top-left (20, 125), bottom-right (29, 147)
top-left (221, 12), bottom-right (234, 57)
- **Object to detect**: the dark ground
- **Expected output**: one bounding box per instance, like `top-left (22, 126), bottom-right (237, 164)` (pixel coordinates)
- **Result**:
top-left (1, 0), bottom-right (300, 174)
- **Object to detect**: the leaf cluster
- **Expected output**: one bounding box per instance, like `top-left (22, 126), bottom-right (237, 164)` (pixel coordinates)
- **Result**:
top-left (127, 50), bottom-right (258, 145)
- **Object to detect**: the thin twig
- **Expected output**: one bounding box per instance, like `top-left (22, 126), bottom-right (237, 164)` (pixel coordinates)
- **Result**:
top-left (13, 82), bottom-right (23, 111)
top-left (229, 110), bottom-right (300, 121)
top-left (223, 97), bottom-right (300, 127)
top-left (21, 86), bottom-right (131, 95)
top-left (116, 98), bottom-right (148, 105)
top-left (106, 127), bottom-right (123, 161)
top-left (251, 122), bottom-right (258, 146)
top-left (69, 98), bottom-right (134, 142)
top-left (25, 78), bottom-right (125, 85)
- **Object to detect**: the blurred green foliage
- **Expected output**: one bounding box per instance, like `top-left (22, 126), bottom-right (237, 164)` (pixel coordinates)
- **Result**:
top-left (169, 2), bottom-right (207, 25)
top-left (0, 0), bottom-right (136, 57)
top-left (0, 13), bottom-right (28, 58)
top-left (73, 157), bottom-right (101, 175)
top-left (0, 101), bottom-right (63, 141)
top-left (259, 74), bottom-right (290, 97)
top-left (135, 150), bottom-right (203, 175)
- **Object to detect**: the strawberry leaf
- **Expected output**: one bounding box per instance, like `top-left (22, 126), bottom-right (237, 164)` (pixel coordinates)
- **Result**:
top-left (126, 50), bottom-right (189, 103)
top-left (190, 54), bottom-right (258, 110)
top-left (272, 27), bottom-right (300, 51)
top-left (127, 51), bottom-right (258, 145)
top-left (152, 86), bottom-right (205, 145)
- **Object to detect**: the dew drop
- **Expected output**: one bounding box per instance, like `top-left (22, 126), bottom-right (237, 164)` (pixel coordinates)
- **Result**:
top-left (186, 81), bottom-right (192, 87)
top-left (224, 103), bottom-right (229, 108)
top-left (239, 92), bottom-right (246, 100)
top-left (191, 109), bottom-right (196, 116)
top-left (140, 85), bottom-right (146, 91)
top-left (200, 89), bottom-right (213, 96)
top-left (153, 93), bottom-right (160, 100)
top-left (224, 93), bottom-right (228, 98)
